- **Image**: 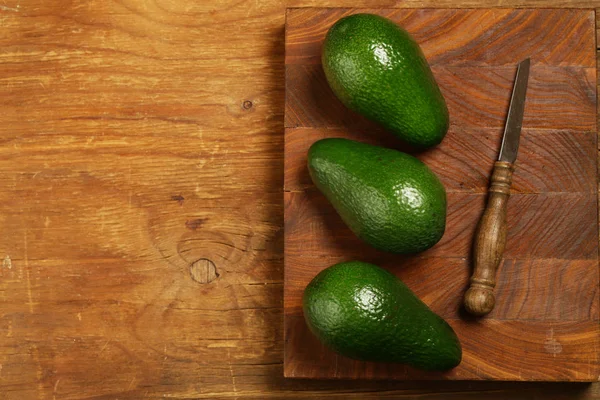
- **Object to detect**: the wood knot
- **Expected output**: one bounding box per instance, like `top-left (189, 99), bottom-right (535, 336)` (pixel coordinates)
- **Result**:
top-left (190, 259), bottom-right (219, 284)
top-left (185, 218), bottom-right (208, 231)
top-left (171, 195), bottom-right (185, 205)
top-left (242, 100), bottom-right (253, 110)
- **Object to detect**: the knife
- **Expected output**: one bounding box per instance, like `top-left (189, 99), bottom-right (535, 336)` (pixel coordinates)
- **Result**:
top-left (463, 58), bottom-right (530, 316)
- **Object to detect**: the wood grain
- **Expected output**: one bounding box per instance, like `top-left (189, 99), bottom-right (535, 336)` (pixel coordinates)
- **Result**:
top-left (285, 257), bottom-right (599, 320)
top-left (285, 9), bottom-right (597, 67)
top-left (284, 8), bottom-right (599, 382)
top-left (1, 0), bottom-right (600, 398)
top-left (286, 64), bottom-right (597, 131)
top-left (285, 127), bottom-right (598, 193)
top-left (285, 315), bottom-right (600, 381)
top-left (285, 191), bottom-right (598, 260)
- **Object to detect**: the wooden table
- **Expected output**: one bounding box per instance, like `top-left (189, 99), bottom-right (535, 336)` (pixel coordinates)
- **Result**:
top-left (0, 1), bottom-right (598, 398)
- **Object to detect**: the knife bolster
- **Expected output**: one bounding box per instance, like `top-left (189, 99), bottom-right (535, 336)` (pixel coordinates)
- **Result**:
top-left (489, 161), bottom-right (514, 194)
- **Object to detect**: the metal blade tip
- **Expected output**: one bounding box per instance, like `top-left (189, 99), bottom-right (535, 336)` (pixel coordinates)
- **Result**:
top-left (518, 58), bottom-right (531, 70)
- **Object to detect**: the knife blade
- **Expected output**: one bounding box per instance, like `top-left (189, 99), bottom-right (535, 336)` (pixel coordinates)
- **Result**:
top-left (499, 58), bottom-right (530, 163)
top-left (463, 59), bottom-right (530, 317)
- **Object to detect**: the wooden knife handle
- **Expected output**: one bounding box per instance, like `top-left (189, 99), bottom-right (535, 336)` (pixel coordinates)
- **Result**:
top-left (464, 161), bottom-right (514, 316)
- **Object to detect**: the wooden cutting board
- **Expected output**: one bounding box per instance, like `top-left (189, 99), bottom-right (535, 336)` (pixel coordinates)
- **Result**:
top-left (283, 8), bottom-right (599, 381)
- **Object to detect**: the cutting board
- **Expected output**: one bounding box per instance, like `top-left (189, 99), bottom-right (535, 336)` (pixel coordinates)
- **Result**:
top-left (283, 8), bottom-right (599, 381)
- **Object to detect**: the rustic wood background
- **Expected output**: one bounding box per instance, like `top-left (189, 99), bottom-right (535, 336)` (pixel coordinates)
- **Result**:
top-left (284, 8), bottom-right (599, 381)
top-left (0, 0), bottom-right (599, 399)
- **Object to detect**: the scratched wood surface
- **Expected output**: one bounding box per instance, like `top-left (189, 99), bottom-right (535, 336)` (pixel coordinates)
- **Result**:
top-left (284, 8), bottom-right (600, 381)
top-left (0, 0), bottom-right (600, 398)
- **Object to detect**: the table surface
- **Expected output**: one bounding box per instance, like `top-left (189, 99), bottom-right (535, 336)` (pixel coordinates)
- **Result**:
top-left (0, 0), bottom-right (599, 399)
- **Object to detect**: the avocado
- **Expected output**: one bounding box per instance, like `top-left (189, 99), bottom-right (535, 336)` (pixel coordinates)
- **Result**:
top-left (303, 261), bottom-right (461, 371)
top-left (308, 138), bottom-right (446, 254)
top-left (322, 13), bottom-right (449, 148)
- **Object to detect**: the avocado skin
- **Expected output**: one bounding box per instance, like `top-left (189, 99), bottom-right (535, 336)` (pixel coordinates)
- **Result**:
top-left (322, 13), bottom-right (449, 148)
top-left (303, 261), bottom-right (462, 371)
top-left (308, 138), bottom-right (446, 254)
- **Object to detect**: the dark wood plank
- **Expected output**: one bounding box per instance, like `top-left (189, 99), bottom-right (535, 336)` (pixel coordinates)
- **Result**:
top-left (285, 190), bottom-right (598, 261)
top-left (286, 8), bottom-right (597, 67)
top-left (285, 127), bottom-right (597, 194)
top-left (285, 256), bottom-right (599, 321)
top-left (285, 64), bottom-right (596, 132)
top-left (283, 6), bottom-right (598, 384)
top-left (285, 315), bottom-right (600, 381)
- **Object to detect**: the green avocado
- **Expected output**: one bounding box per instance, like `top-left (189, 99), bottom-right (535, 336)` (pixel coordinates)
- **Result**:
top-left (303, 261), bottom-right (462, 371)
top-left (308, 138), bottom-right (446, 254)
top-left (322, 13), bottom-right (449, 148)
